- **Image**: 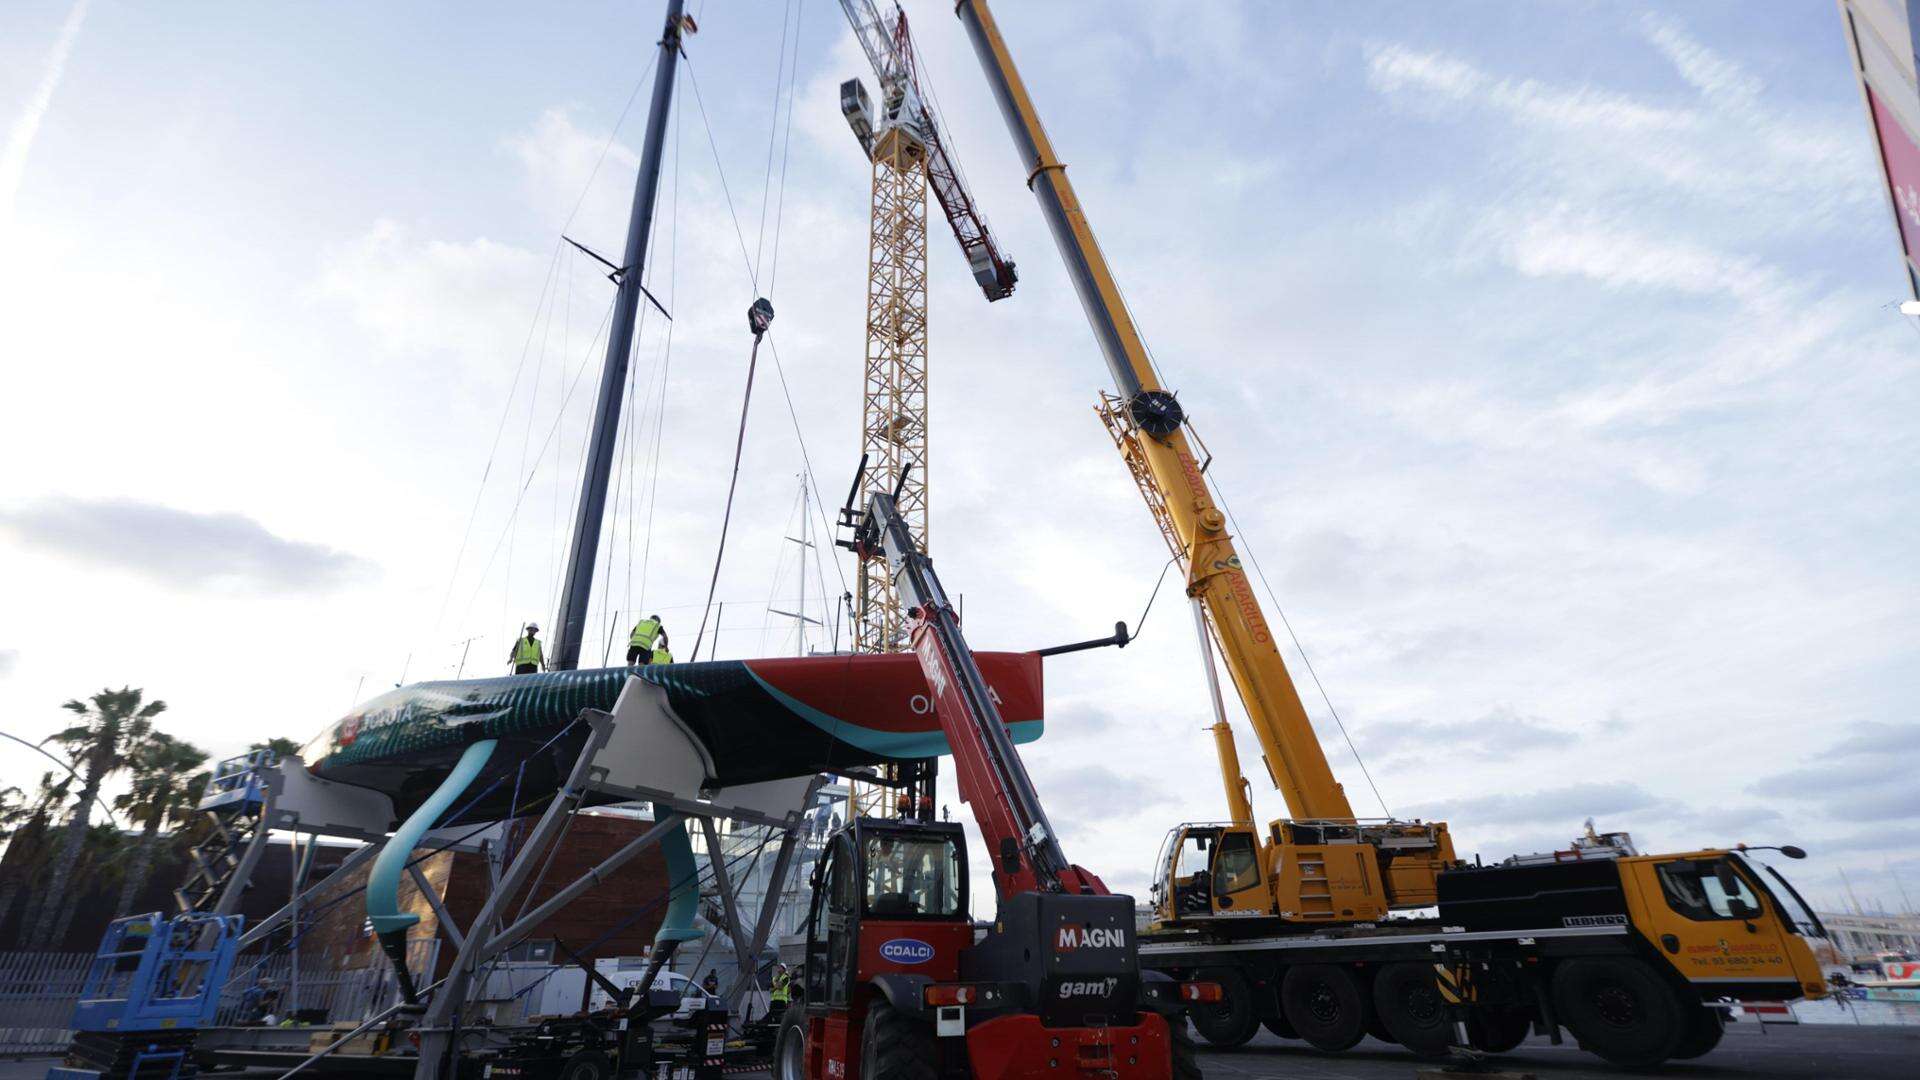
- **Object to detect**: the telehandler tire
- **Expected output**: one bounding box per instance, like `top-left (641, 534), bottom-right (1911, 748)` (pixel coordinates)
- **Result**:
top-left (859, 999), bottom-right (938, 1080)
top-left (558, 1050), bottom-right (610, 1080)
top-left (776, 1002), bottom-right (809, 1080)
top-left (1369, 963), bottom-right (1447, 1058)
top-left (1550, 957), bottom-right (1684, 1068)
top-left (1280, 964), bottom-right (1368, 1052)
top-left (1188, 967), bottom-right (1260, 1048)
top-left (1170, 1013), bottom-right (1204, 1080)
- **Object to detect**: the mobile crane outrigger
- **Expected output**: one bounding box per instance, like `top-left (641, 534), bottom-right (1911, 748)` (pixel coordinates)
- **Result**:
top-left (949, 0), bottom-right (1833, 1068)
top-left (772, 473), bottom-right (1208, 1080)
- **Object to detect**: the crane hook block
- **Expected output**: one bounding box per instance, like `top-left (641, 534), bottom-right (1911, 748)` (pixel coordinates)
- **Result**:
top-left (748, 297), bottom-right (775, 336)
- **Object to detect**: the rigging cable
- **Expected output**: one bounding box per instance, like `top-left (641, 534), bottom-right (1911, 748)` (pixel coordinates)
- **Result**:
top-left (1105, 259), bottom-right (1393, 818)
top-left (426, 47), bottom-right (659, 661)
top-left (690, 326), bottom-right (766, 662)
top-left (682, 44), bottom-right (851, 656)
top-left (1209, 464), bottom-right (1392, 819)
top-left (686, 49), bottom-right (850, 601)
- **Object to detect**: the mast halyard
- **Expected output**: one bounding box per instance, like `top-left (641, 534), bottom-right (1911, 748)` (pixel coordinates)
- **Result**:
top-left (550, 0), bottom-right (689, 672)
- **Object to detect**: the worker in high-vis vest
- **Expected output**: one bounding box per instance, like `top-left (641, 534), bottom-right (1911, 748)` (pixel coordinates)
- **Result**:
top-left (769, 964), bottom-right (792, 1007)
top-left (627, 614), bottom-right (667, 665)
top-left (511, 623), bottom-right (544, 674)
top-left (647, 643), bottom-right (674, 665)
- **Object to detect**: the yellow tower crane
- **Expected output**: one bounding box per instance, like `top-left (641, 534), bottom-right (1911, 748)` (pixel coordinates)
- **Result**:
top-left (836, 0), bottom-right (1016, 815)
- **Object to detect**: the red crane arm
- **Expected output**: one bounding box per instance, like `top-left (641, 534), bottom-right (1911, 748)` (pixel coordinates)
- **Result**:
top-left (851, 489), bottom-right (1105, 900)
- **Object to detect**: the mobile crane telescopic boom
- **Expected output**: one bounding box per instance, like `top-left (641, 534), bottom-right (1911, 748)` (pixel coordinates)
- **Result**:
top-left (950, 0), bottom-right (1346, 827)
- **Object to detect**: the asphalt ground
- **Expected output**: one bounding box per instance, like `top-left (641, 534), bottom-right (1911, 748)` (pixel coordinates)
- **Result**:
top-left (1188, 1023), bottom-right (1920, 1080)
top-left (5, 1023), bottom-right (1915, 1079)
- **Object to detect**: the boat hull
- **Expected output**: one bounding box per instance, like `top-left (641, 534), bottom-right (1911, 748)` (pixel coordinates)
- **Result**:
top-left (301, 652), bottom-right (1044, 821)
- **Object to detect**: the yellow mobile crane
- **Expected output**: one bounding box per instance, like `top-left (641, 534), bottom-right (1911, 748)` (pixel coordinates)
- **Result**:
top-left (949, 0), bottom-right (1832, 1068)
top-left (947, 2), bottom-right (1454, 932)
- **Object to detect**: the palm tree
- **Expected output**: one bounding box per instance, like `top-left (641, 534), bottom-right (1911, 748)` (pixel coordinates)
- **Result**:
top-left (111, 733), bottom-right (210, 917)
top-left (26, 687), bottom-right (166, 947)
top-left (3, 771), bottom-right (75, 947)
top-left (248, 737), bottom-right (305, 760)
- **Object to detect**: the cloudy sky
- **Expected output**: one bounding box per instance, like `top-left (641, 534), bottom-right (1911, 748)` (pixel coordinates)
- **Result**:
top-left (2, 1), bottom-right (1915, 917)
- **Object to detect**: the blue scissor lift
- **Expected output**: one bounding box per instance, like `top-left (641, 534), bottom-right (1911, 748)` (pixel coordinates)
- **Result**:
top-left (48, 912), bottom-right (243, 1080)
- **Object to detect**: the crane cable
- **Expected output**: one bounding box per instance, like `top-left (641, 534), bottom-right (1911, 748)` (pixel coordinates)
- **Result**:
top-left (1106, 266), bottom-right (1394, 818)
top-left (426, 48), bottom-right (660, 655)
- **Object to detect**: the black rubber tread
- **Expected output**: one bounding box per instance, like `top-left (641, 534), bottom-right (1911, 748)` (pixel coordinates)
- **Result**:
top-left (559, 1050), bottom-right (611, 1080)
top-left (1280, 964), bottom-right (1368, 1053)
top-left (1550, 957), bottom-right (1685, 1069)
top-left (1188, 967), bottom-right (1261, 1048)
top-left (1669, 1005), bottom-right (1726, 1060)
top-left (1170, 1013), bottom-right (1204, 1080)
top-left (776, 1001), bottom-right (809, 1080)
top-left (1466, 1006), bottom-right (1532, 1054)
top-left (1260, 1014), bottom-right (1297, 1040)
top-left (859, 999), bottom-right (939, 1080)
top-left (1364, 1012), bottom-right (1397, 1045)
top-left (1369, 962), bottom-right (1448, 1058)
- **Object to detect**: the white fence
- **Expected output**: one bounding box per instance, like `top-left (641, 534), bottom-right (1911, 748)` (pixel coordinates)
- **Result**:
top-left (0, 939), bottom-right (440, 1058)
top-left (0, 950), bottom-right (91, 1057)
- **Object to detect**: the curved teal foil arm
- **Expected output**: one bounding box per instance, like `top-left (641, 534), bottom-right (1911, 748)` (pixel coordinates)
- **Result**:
top-left (655, 817), bottom-right (704, 946)
top-left (368, 739), bottom-right (498, 934)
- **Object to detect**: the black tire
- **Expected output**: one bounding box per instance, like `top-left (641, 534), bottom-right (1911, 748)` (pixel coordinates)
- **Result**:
top-left (1551, 957), bottom-right (1686, 1068)
top-left (1170, 1013), bottom-right (1203, 1080)
top-left (1188, 967), bottom-right (1260, 1048)
top-left (776, 1002), bottom-right (809, 1080)
top-left (1280, 964), bottom-right (1368, 1052)
top-left (1467, 1006), bottom-right (1532, 1054)
top-left (859, 999), bottom-right (938, 1080)
top-left (1670, 1005), bottom-right (1726, 1060)
top-left (559, 1050), bottom-right (610, 1080)
top-left (1260, 1013), bottom-right (1297, 1040)
top-left (1364, 1013), bottom-right (1397, 1045)
top-left (1370, 963), bottom-right (1448, 1058)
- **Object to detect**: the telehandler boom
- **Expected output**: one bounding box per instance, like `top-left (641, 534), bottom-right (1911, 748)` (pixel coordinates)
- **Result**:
top-left (772, 481), bottom-right (1207, 1080)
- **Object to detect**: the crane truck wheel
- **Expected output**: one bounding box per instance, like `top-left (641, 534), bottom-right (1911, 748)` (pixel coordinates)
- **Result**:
top-left (1550, 957), bottom-right (1685, 1068)
top-left (1368, 963), bottom-right (1448, 1058)
top-left (776, 1002), bottom-right (808, 1080)
top-left (1260, 1014), bottom-right (1297, 1040)
top-left (858, 999), bottom-right (939, 1080)
top-left (1465, 1006), bottom-right (1532, 1054)
top-left (1187, 967), bottom-right (1260, 1047)
top-left (1280, 965), bottom-right (1369, 1052)
top-left (1669, 1005), bottom-right (1726, 1060)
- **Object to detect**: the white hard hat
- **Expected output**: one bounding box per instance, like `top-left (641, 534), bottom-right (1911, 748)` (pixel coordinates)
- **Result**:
top-left (525, 622), bottom-right (540, 632)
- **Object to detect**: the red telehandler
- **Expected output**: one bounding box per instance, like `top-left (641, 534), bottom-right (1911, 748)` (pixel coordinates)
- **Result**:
top-left (773, 477), bottom-right (1209, 1079)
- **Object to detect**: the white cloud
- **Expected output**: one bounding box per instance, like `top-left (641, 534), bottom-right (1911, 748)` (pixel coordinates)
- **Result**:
top-left (0, 497), bottom-right (376, 593)
top-left (317, 219), bottom-right (553, 362)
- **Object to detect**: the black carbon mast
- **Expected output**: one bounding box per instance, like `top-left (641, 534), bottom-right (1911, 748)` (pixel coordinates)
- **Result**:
top-left (550, 0), bottom-right (688, 671)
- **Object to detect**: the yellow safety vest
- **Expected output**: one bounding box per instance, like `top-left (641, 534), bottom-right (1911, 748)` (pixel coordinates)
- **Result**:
top-left (647, 646), bottom-right (673, 665)
top-left (770, 972), bottom-right (791, 1004)
top-left (513, 637), bottom-right (544, 667)
top-left (629, 618), bottom-right (662, 649)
